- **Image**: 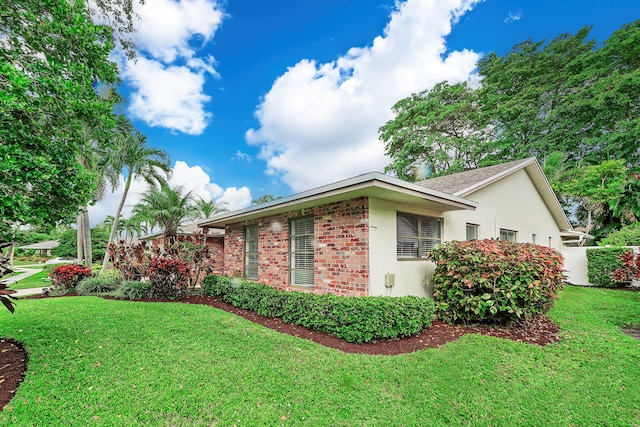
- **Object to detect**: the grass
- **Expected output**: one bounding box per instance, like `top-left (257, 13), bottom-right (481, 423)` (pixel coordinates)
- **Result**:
top-left (0, 286), bottom-right (639, 426)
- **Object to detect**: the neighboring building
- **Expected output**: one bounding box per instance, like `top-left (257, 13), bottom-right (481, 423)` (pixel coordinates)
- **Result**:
top-left (18, 240), bottom-right (60, 257)
top-left (199, 158), bottom-right (574, 298)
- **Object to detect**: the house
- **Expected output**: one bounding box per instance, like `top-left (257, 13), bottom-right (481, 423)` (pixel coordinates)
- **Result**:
top-left (18, 240), bottom-right (60, 257)
top-left (199, 158), bottom-right (574, 298)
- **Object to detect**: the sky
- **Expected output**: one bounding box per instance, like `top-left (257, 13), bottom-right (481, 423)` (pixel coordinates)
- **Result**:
top-left (88, 0), bottom-right (640, 226)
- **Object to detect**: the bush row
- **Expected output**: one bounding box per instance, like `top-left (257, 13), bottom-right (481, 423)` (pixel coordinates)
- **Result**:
top-left (201, 275), bottom-right (435, 344)
top-left (428, 239), bottom-right (565, 324)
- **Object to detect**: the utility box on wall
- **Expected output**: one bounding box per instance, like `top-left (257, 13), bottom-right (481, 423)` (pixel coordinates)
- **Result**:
top-left (384, 273), bottom-right (395, 288)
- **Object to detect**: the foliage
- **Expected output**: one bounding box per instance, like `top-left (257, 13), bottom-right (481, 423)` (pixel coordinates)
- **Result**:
top-left (117, 280), bottom-right (153, 300)
top-left (201, 275), bottom-right (435, 344)
top-left (99, 131), bottom-right (171, 273)
top-left (0, 0), bottom-right (120, 239)
top-left (195, 197), bottom-right (228, 218)
top-left (147, 257), bottom-right (191, 299)
top-left (99, 268), bottom-right (123, 284)
top-left (427, 240), bottom-right (565, 324)
top-left (76, 277), bottom-right (120, 296)
top-left (611, 251), bottom-right (640, 284)
top-left (108, 241), bottom-right (149, 281)
top-left (586, 247), bottom-right (632, 287)
top-left (379, 81), bottom-right (492, 180)
top-left (251, 194), bottom-right (282, 205)
top-left (599, 222), bottom-right (640, 246)
top-left (49, 263), bottom-right (92, 291)
top-left (51, 226), bottom-right (109, 260)
top-left (131, 184), bottom-right (198, 247)
top-left (0, 242), bottom-right (17, 312)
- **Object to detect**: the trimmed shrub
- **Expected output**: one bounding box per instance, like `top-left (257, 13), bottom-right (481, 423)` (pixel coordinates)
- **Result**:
top-left (428, 239), bottom-right (565, 324)
top-left (587, 247), bottom-right (633, 287)
top-left (49, 264), bottom-right (92, 291)
top-left (118, 280), bottom-right (153, 301)
top-left (76, 277), bottom-right (120, 296)
top-left (201, 275), bottom-right (435, 344)
top-left (611, 251), bottom-right (640, 284)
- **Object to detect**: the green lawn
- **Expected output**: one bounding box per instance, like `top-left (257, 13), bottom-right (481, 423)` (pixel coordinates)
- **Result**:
top-left (6, 269), bottom-right (50, 291)
top-left (0, 286), bottom-right (639, 426)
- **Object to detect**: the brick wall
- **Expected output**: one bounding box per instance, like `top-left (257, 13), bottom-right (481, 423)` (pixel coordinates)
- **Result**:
top-left (223, 197), bottom-right (370, 296)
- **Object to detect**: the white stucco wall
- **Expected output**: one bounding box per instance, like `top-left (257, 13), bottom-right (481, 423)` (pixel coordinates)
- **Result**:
top-left (443, 169), bottom-right (563, 250)
top-left (367, 169), bottom-right (564, 297)
top-left (368, 197), bottom-right (440, 298)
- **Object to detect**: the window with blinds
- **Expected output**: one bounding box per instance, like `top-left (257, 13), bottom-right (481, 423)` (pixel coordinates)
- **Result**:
top-left (290, 217), bottom-right (314, 287)
top-left (244, 225), bottom-right (258, 279)
top-left (396, 213), bottom-right (441, 259)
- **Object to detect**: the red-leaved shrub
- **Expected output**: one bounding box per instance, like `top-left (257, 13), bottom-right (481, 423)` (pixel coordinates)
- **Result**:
top-left (148, 257), bottom-right (191, 299)
top-left (49, 264), bottom-right (92, 291)
top-left (428, 239), bottom-right (565, 324)
top-left (611, 251), bottom-right (640, 283)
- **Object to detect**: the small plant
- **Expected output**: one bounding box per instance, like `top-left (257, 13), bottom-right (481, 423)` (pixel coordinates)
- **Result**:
top-left (49, 264), bottom-right (92, 291)
top-left (99, 268), bottom-right (123, 284)
top-left (76, 277), bottom-right (120, 296)
top-left (118, 280), bottom-right (153, 300)
top-left (428, 239), bottom-right (565, 324)
top-left (611, 251), bottom-right (640, 285)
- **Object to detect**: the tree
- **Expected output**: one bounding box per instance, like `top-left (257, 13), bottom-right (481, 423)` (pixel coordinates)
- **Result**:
top-left (1, 0), bottom-right (120, 241)
top-left (251, 195), bottom-right (282, 205)
top-left (132, 185), bottom-right (199, 247)
top-left (379, 81), bottom-right (492, 180)
top-left (99, 132), bottom-right (171, 273)
top-left (195, 197), bottom-right (229, 219)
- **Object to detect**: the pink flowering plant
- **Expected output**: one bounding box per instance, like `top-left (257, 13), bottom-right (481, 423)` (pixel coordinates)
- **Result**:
top-left (49, 264), bottom-right (92, 291)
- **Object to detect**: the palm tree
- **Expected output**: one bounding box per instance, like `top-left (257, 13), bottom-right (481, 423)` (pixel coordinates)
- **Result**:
top-left (195, 197), bottom-right (229, 219)
top-left (99, 131), bottom-right (171, 273)
top-left (133, 185), bottom-right (199, 247)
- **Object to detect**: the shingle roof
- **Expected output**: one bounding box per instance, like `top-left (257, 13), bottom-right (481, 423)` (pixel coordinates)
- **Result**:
top-left (414, 158), bottom-right (535, 196)
top-left (18, 240), bottom-right (59, 250)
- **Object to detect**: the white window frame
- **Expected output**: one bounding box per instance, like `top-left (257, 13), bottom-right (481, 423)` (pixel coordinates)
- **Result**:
top-left (396, 212), bottom-right (442, 259)
top-left (499, 228), bottom-right (517, 242)
top-left (290, 217), bottom-right (314, 288)
top-left (244, 224), bottom-right (258, 279)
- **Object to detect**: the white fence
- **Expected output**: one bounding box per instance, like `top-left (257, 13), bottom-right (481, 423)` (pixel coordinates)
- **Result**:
top-left (562, 246), bottom-right (638, 286)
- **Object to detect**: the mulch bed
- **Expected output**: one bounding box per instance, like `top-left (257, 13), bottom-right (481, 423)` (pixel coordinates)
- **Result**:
top-left (2, 293), bottom-right (565, 411)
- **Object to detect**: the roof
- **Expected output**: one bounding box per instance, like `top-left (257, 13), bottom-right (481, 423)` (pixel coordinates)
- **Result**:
top-left (141, 222), bottom-right (225, 241)
top-left (416, 158), bottom-right (572, 230)
top-left (199, 171), bottom-right (478, 228)
top-left (415, 158), bottom-right (536, 196)
top-left (18, 240), bottom-right (59, 250)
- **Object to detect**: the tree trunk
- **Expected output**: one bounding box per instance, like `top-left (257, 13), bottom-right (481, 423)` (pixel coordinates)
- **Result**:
top-left (83, 210), bottom-right (92, 267)
top-left (77, 212), bottom-right (84, 264)
top-left (101, 174), bottom-right (132, 274)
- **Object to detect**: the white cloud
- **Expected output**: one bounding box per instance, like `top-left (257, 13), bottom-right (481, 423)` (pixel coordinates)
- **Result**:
top-left (115, 0), bottom-right (224, 135)
top-left (246, 0), bottom-right (482, 192)
top-left (87, 161), bottom-right (251, 227)
top-left (504, 10), bottom-right (522, 23)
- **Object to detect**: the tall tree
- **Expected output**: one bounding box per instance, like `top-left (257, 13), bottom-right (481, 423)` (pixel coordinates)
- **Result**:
top-left (0, 0), bottom-right (119, 241)
top-left (133, 185), bottom-right (199, 247)
top-left (379, 81), bottom-right (492, 180)
top-left (99, 132), bottom-right (171, 272)
top-left (251, 195), bottom-right (282, 205)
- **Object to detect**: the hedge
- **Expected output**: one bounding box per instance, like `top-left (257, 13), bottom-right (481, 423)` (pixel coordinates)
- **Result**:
top-left (586, 247), bottom-right (633, 287)
top-left (201, 275), bottom-right (435, 344)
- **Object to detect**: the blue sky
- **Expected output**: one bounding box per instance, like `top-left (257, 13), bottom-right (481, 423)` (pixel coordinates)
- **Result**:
top-left (89, 0), bottom-right (640, 225)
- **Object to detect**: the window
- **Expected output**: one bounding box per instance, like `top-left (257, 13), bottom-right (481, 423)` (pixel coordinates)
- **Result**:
top-left (397, 213), bottom-right (441, 259)
top-left (466, 223), bottom-right (479, 241)
top-left (290, 217), bottom-right (314, 287)
top-left (244, 225), bottom-right (258, 279)
top-left (499, 228), bottom-right (517, 242)
top-left (532, 234), bottom-right (537, 244)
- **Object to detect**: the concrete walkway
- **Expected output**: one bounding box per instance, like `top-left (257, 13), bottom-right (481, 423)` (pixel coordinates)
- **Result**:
top-left (3, 265), bottom-right (49, 296)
